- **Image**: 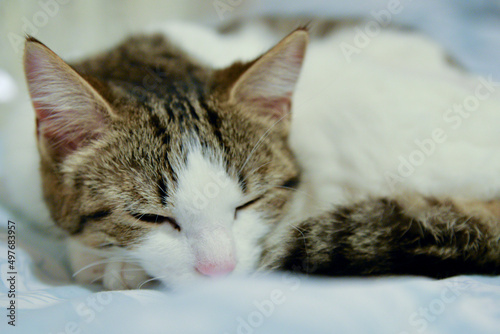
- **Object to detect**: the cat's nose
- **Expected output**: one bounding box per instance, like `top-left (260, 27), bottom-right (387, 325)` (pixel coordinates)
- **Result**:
top-left (196, 260), bottom-right (236, 277)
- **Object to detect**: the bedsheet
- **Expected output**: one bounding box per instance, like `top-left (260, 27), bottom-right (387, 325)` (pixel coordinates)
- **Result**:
top-left (1, 205), bottom-right (500, 334)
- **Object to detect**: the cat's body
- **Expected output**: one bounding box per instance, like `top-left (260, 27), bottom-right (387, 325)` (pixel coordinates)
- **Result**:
top-left (262, 195), bottom-right (500, 278)
top-left (157, 21), bottom-right (500, 205)
top-left (7, 20), bottom-right (500, 289)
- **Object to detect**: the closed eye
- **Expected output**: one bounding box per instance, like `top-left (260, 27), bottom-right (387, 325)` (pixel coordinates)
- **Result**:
top-left (235, 196), bottom-right (263, 216)
top-left (130, 213), bottom-right (181, 231)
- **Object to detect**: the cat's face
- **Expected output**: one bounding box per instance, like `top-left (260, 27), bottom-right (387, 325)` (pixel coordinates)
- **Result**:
top-left (23, 30), bottom-right (308, 288)
top-left (60, 92), bottom-right (300, 287)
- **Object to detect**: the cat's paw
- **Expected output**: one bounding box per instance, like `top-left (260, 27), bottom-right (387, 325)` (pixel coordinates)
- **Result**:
top-left (67, 238), bottom-right (150, 290)
top-left (102, 261), bottom-right (150, 290)
top-left (67, 238), bottom-right (106, 285)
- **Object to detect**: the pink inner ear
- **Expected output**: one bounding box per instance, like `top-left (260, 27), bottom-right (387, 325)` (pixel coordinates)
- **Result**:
top-left (34, 100), bottom-right (100, 155)
top-left (24, 40), bottom-right (112, 158)
top-left (230, 30), bottom-right (307, 120)
top-left (249, 95), bottom-right (292, 119)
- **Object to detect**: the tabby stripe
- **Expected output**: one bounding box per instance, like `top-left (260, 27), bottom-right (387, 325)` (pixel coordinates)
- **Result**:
top-left (185, 100), bottom-right (200, 120)
top-left (162, 133), bottom-right (171, 146)
top-left (275, 197), bottom-right (500, 278)
top-left (238, 172), bottom-right (248, 193)
top-left (74, 210), bottom-right (112, 234)
top-left (281, 174), bottom-right (301, 189)
top-left (172, 101), bottom-right (186, 114)
top-left (177, 112), bottom-right (185, 132)
top-left (150, 114), bottom-right (165, 138)
top-left (164, 103), bottom-right (175, 121)
top-left (192, 123), bottom-right (200, 136)
top-left (166, 157), bottom-right (178, 184)
top-left (199, 98), bottom-right (224, 145)
top-left (282, 223), bottom-right (312, 273)
top-left (158, 177), bottom-right (168, 206)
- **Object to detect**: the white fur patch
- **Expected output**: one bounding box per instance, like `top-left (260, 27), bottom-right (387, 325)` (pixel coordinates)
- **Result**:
top-left (173, 143), bottom-right (240, 232)
top-left (132, 143), bottom-right (269, 288)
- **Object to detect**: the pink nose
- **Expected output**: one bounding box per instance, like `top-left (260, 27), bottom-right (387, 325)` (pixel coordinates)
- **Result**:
top-left (196, 261), bottom-right (236, 277)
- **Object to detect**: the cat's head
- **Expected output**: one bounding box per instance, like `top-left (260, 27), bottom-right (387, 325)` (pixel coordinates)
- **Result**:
top-left (23, 29), bottom-right (308, 288)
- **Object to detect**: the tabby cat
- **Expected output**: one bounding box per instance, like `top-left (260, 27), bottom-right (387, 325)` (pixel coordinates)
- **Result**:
top-left (23, 25), bottom-right (500, 290)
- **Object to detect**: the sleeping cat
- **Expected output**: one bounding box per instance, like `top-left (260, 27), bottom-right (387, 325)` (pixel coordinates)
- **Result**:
top-left (22, 22), bottom-right (500, 290)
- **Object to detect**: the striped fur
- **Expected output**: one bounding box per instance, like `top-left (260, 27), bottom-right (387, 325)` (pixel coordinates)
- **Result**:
top-left (260, 195), bottom-right (500, 278)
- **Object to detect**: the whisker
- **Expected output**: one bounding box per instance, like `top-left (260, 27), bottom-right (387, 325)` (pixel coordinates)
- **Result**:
top-left (72, 259), bottom-right (115, 277)
top-left (89, 266), bottom-right (147, 285)
top-left (158, 178), bottom-right (168, 195)
top-left (138, 276), bottom-right (162, 289)
top-left (90, 275), bottom-right (105, 284)
top-left (72, 257), bottom-right (140, 277)
top-left (239, 111), bottom-right (290, 174)
top-left (246, 161), bottom-right (273, 177)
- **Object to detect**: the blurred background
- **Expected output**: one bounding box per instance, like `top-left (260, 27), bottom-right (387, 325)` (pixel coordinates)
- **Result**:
top-left (1, 0), bottom-right (500, 113)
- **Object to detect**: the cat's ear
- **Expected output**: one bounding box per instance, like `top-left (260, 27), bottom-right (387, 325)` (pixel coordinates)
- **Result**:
top-left (229, 28), bottom-right (308, 120)
top-left (23, 36), bottom-right (115, 160)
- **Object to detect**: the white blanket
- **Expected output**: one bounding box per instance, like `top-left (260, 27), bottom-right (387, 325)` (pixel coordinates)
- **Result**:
top-left (1, 205), bottom-right (500, 334)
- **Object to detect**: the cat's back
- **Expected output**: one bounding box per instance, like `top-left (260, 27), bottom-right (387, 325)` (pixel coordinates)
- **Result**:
top-left (289, 22), bottom-right (500, 207)
top-left (150, 20), bottom-right (500, 212)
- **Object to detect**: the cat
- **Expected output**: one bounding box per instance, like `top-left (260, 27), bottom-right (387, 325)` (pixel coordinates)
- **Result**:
top-left (21, 21), bottom-right (500, 290)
